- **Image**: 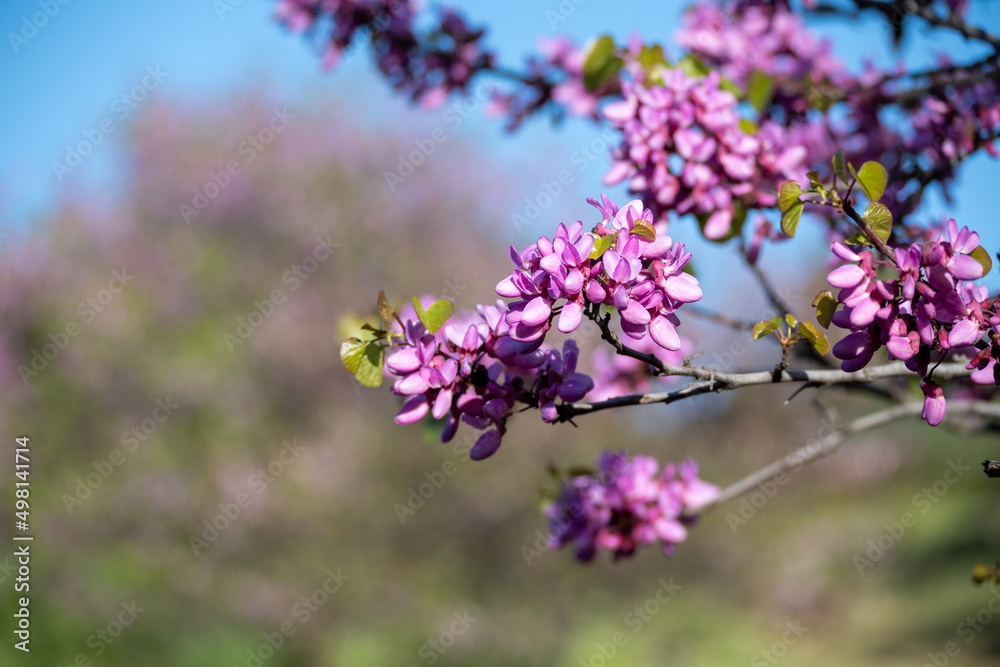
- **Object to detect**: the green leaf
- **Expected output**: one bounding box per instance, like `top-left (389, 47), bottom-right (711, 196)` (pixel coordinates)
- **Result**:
top-left (844, 232), bottom-right (871, 247)
top-left (632, 219), bottom-right (656, 241)
top-left (799, 321), bottom-right (830, 356)
top-left (377, 290), bottom-right (395, 323)
top-left (785, 314), bottom-right (798, 329)
top-left (970, 245), bottom-right (994, 276)
top-left (752, 319), bottom-right (779, 341)
top-left (589, 232), bottom-right (618, 259)
top-left (340, 338), bottom-right (384, 388)
top-left (718, 76), bottom-right (742, 96)
top-left (806, 171), bottom-right (823, 190)
top-left (738, 118), bottom-right (758, 135)
top-left (778, 180), bottom-right (802, 212)
top-left (747, 70), bottom-right (775, 112)
top-left (423, 299), bottom-right (454, 334)
top-left (832, 149), bottom-right (848, 183)
top-left (856, 161), bottom-right (888, 202)
top-left (583, 35), bottom-right (624, 91)
top-left (780, 201), bottom-right (803, 237)
top-left (863, 202), bottom-right (893, 243)
top-left (678, 54), bottom-right (710, 78)
top-left (811, 290), bottom-right (837, 329)
top-left (637, 44), bottom-right (666, 69)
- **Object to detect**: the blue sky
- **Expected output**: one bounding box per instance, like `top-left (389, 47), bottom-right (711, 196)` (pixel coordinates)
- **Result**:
top-left (0, 0), bottom-right (998, 286)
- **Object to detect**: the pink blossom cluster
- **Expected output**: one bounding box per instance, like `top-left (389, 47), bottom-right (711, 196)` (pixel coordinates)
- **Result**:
top-left (827, 220), bottom-right (998, 425)
top-left (677, 1), bottom-right (850, 94)
top-left (602, 71), bottom-right (808, 237)
top-left (275, 0), bottom-right (492, 106)
top-left (546, 451), bottom-right (719, 561)
top-left (387, 301), bottom-right (592, 461)
top-left (497, 195), bottom-right (703, 350)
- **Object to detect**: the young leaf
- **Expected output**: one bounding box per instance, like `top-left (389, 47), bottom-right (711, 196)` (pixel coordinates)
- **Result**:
top-left (752, 319), bottom-right (779, 341)
top-left (781, 201), bottom-right (803, 237)
top-left (678, 54), bottom-right (710, 78)
top-left (411, 295), bottom-right (427, 324)
top-left (632, 219), bottom-right (656, 241)
top-left (583, 35), bottom-right (624, 91)
top-left (785, 314), bottom-right (798, 329)
top-left (812, 290), bottom-right (837, 329)
top-left (747, 70), bottom-right (775, 113)
top-left (778, 180), bottom-right (802, 212)
top-left (423, 299), bottom-right (454, 334)
top-left (843, 232), bottom-right (871, 247)
top-left (340, 338), bottom-right (384, 388)
top-left (799, 321), bottom-right (830, 356)
top-left (832, 149), bottom-right (848, 182)
top-left (738, 118), bottom-right (758, 135)
top-left (863, 202), bottom-right (893, 243)
top-left (377, 290), bottom-right (395, 323)
top-left (970, 245), bottom-right (994, 276)
top-left (856, 161), bottom-right (888, 202)
top-left (589, 232), bottom-right (618, 259)
top-left (806, 171), bottom-right (824, 191)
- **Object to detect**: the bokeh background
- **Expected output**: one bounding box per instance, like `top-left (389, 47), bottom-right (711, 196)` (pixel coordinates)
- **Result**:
top-left (2, 1), bottom-right (1000, 665)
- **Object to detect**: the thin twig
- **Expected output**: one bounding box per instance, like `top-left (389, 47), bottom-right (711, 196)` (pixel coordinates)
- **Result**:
top-left (685, 399), bottom-right (1000, 517)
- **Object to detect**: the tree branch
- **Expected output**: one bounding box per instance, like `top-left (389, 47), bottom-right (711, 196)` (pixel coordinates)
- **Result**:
top-left (685, 399), bottom-right (1000, 517)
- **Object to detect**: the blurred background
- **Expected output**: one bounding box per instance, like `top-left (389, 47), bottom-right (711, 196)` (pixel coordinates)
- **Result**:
top-left (1, 1), bottom-right (1000, 665)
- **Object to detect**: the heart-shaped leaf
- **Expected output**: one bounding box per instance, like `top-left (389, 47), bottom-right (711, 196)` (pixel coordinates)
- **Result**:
top-left (583, 35), bottom-right (624, 91)
top-left (632, 219), bottom-right (656, 241)
top-left (340, 337), bottom-right (384, 387)
top-left (752, 319), bottom-right (779, 341)
top-left (811, 290), bottom-right (837, 329)
top-left (863, 202), bottom-right (893, 243)
top-left (778, 180), bottom-right (802, 212)
top-left (412, 296), bottom-right (453, 334)
top-left (856, 161), bottom-right (888, 203)
top-left (970, 245), bottom-right (994, 276)
top-left (799, 321), bottom-right (830, 356)
top-left (781, 201), bottom-right (803, 237)
top-left (589, 232), bottom-right (618, 260)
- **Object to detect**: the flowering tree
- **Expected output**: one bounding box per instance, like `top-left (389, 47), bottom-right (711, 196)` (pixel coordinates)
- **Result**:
top-left (278, 0), bottom-right (1000, 568)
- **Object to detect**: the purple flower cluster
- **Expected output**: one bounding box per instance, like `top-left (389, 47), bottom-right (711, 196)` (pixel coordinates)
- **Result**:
top-left (546, 451), bottom-right (719, 561)
top-left (677, 2), bottom-right (849, 95)
top-left (827, 220), bottom-right (999, 424)
top-left (602, 71), bottom-right (808, 238)
top-left (497, 196), bottom-right (703, 351)
top-left (275, 0), bottom-right (492, 106)
top-left (386, 298), bottom-right (593, 460)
